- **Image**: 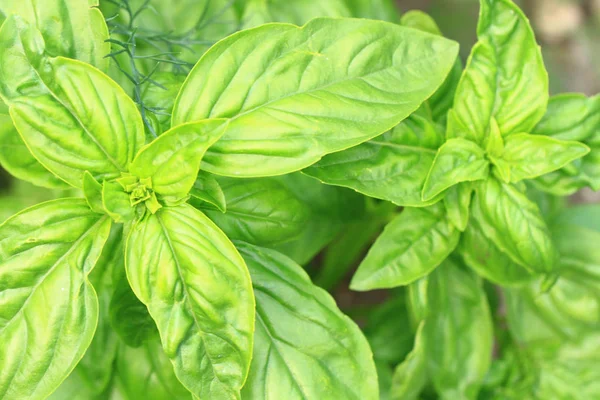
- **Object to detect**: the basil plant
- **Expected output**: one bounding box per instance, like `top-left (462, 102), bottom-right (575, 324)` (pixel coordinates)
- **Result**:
top-left (0, 0), bottom-right (459, 399)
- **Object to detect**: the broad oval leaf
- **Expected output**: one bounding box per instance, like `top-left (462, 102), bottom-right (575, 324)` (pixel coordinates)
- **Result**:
top-left (130, 119), bottom-right (228, 199)
top-left (422, 138), bottom-right (489, 201)
top-left (423, 259), bottom-right (493, 399)
top-left (492, 133), bottom-right (589, 183)
top-left (190, 171), bottom-right (227, 213)
top-left (448, 0), bottom-right (548, 143)
top-left (472, 178), bottom-right (557, 273)
top-left (303, 106), bottom-right (445, 207)
top-left (351, 204), bottom-right (460, 291)
top-left (0, 0), bottom-right (110, 188)
top-left (192, 177), bottom-right (311, 246)
top-left (173, 17), bottom-right (459, 177)
top-left (236, 242), bottom-right (379, 400)
top-left (459, 213), bottom-right (536, 286)
top-left (400, 10), bottom-right (463, 124)
top-left (125, 204), bottom-right (254, 399)
top-left (532, 94), bottom-right (600, 194)
top-left (0, 199), bottom-right (111, 399)
top-left (0, 103), bottom-right (68, 188)
top-left (0, 18), bottom-right (145, 187)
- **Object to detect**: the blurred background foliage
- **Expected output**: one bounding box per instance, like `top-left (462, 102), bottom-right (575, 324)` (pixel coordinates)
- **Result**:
top-left (400, 0), bottom-right (600, 96)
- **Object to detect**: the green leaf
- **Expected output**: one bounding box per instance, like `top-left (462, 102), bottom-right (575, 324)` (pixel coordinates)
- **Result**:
top-left (314, 202), bottom-right (395, 290)
top-left (303, 105), bottom-right (445, 207)
top-left (531, 94), bottom-right (600, 194)
top-left (190, 170), bottom-right (227, 213)
top-left (0, 199), bottom-right (111, 399)
top-left (115, 338), bottom-right (192, 400)
top-left (399, 11), bottom-right (462, 124)
top-left (83, 172), bottom-right (106, 214)
top-left (390, 323), bottom-right (427, 400)
top-left (236, 242), bottom-right (379, 400)
top-left (0, 0), bottom-right (109, 70)
top-left (0, 103), bottom-right (68, 188)
top-left (240, 0), bottom-right (351, 28)
top-left (192, 177), bottom-right (311, 246)
top-left (0, 0), bottom-right (110, 189)
top-left (50, 224), bottom-right (124, 400)
top-left (448, 0), bottom-right (547, 144)
top-left (407, 278), bottom-right (430, 326)
top-left (125, 204), bottom-right (254, 399)
top-left (102, 181), bottom-right (137, 224)
top-left (344, 0), bottom-right (399, 21)
top-left (491, 133), bottom-right (589, 183)
top-left (0, 19), bottom-right (145, 187)
top-left (173, 17), bottom-right (459, 177)
top-left (423, 260), bottom-right (493, 399)
top-left (351, 204), bottom-right (460, 290)
top-left (363, 295), bottom-right (414, 365)
top-left (109, 236), bottom-right (156, 348)
top-left (443, 183), bottom-right (473, 231)
top-left (400, 10), bottom-right (441, 35)
top-left (459, 213), bottom-right (535, 286)
top-left (73, 224), bottom-right (122, 396)
top-left (130, 120), bottom-right (227, 199)
top-left (270, 173), bottom-right (364, 264)
top-left (472, 178), bottom-right (557, 273)
top-left (422, 138), bottom-right (489, 201)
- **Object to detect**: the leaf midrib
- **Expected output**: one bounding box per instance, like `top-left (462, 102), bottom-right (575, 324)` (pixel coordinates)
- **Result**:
top-left (0, 214), bottom-right (107, 334)
top-left (155, 212), bottom-right (230, 395)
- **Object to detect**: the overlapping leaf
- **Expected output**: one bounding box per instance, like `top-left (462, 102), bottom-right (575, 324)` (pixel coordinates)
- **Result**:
top-left (126, 204), bottom-right (254, 399)
top-left (173, 17), bottom-right (458, 176)
top-left (0, 199), bottom-right (111, 399)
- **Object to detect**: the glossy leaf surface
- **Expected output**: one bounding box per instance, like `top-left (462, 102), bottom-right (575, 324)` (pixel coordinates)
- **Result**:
top-left (173, 18), bottom-right (458, 176)
top-left (448, 0), bottom-right (547, 144)
top-left (0, 19), bottom-right (145, 186)
top-left (193, 177), bottom-right (311, 246)
top-left (0, 199), bottom-right (111, 399)
top-left (532, 94), bottom-right (600, 193)
top-left (422, 138), bottom-right (489, 201)
top-left (0, 102), bottom-right (67, 188)
top-left (472, 178), bottom-right (557, 273)
top-left (492, 133), bottom-right (589, 183)
top-left (304, 106), bottom-right (444, 207)
top-left (126, 204), bottom-right (254, 399)
top-left (459, 213), bottom-right (535, 286)
top-left (190, 171), bottom-right (227, 213)
top-left (0, 0), bottom-right (109, 70)
top-left (130, 119), bottom-right (227, 198)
